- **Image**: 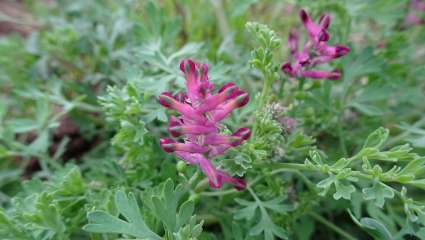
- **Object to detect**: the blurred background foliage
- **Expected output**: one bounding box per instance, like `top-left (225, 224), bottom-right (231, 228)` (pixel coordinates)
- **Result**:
top-left (0, 0), bottom-right (424, 239)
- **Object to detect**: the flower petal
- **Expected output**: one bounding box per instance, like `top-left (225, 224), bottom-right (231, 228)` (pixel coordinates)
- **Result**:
top-left (288, 28), bottom-right (299, 56)
top-left (159, 92), bottom-right (207, 123)
top-left (197, 156), bottom-right (219, 187)
top-left (302, 69), bottom-right (341, 80)
top-left (197, 83), bottom-right (239, 113)
top-left (209, 92), bottom-right (249, 122)
top-left (216, 170), bottom-right (246, 190)
top-left (159, 138), bottom-right (209, 153)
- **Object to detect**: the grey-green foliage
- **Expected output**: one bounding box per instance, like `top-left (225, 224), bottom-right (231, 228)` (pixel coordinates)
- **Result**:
top-left (84, 179), bottom-right (203, 239)
top-left (307, 127), bottom-right (425, 225)
top-left (0, 166), bottom-right (86, 240)
top-left (234, 194), bottom-right (293, 240)
top-left (84, 191), bottom-right (161, 239)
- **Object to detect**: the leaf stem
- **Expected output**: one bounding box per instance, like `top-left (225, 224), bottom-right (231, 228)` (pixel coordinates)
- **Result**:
top-left (338, 110), bottom-right (348, 156)
top-left (298, 77), bottom-right (305, 91)
top-left (309, 212), bottom-right (357, 240)
top-left (384, 115), bottom-right (425, 147)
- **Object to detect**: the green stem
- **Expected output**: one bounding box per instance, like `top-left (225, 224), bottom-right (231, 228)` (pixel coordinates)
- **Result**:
top-left (384, 115), bottom-right (425, 147)
top-left (264, 162), bottom-right (313, 171)
top-left (194, 178), bottom-right (209, 193)
top-left (309, 212), bottom-right (357, 240)
top-left (337, 110), bottom-right (348, 157)
top-left (298, 77), bottom-right (305, 91)
top-left (278, 76), bottom-right (285, 99)
top-left (201, 164), bottom-right (314, 197)
top-left (210, 0), bottom-right (230, 37)
top-left (259, 73), bottom-right (273, 108)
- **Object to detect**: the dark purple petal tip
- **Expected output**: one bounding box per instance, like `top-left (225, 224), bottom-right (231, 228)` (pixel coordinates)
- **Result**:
top-left (335, 45), bottom-right (350, 57)
top-left (159, 92), bottom-right (174, 108)
top-left (233, 128), bottom-right (252, 141)
top-left (179, 59), bottom-right (196, 73)
top-left (233, 178), bottom-right (247, 191)
top-left (281, 63), bottom-right (294, 75)
top-left (235, 92), bottom-right (249, 107)
top-left (160, 138), bottom-right (176, 152)
top-left (299, 9), bottom-right (309, 23)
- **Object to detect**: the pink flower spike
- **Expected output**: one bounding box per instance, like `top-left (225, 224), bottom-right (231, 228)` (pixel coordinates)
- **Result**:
top-left (160, 59), bottom-right (250, 190)
top-left (282, 9), bottom-right (349, 81)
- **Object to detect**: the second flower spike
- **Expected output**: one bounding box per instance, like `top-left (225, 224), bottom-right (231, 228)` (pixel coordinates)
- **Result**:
top-left (282, 9), bottom-right (350, 81)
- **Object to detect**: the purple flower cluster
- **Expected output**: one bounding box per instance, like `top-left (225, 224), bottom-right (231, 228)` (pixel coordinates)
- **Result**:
top-left (405, 0), bottom-right (425, 26)
top-left (159, 59), bottom-right (250, 190)
top-left (282, 9), bottom-right (350, 80)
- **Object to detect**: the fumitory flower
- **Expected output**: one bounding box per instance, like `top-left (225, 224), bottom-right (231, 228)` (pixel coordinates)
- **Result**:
top-left (404, 0), bottom-right (425, 27)
top-left (282, 9), bottom-right (350, 80)
top-left (159, 59), bottom-right (251, 190)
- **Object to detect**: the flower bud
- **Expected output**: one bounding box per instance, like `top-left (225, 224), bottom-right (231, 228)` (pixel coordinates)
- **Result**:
top-left (160, 138), bottom-right (176, 152)
top-left (159, 92), bottom-right (174, 108)
top-left (176, 160), bottom-right (187, 172)
top-left (334, 45), bottom-right (350, 57)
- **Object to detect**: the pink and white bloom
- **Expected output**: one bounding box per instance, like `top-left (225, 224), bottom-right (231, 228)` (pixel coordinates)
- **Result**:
top-left (282, 9), bottom-right (350, 81)
top-left (159, 59), bottom-right (250, 190)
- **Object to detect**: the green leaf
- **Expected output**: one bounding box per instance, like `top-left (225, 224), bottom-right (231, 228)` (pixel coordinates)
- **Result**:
top-left (234, 198), bottom-right (257, 220)
top-left (177, 200), bottom-right (195, 229)
top-left (142, 178), bottom-right (198, 235)
top-left (83, 190), bottom-right (161, 239)
top-left (363, 127), bottom-right (389, 149)
top-left (349, 211), bottom-right (393, 240)
top-left (8, 119), bottom-right (38, 133)
top-left (396, 158), bottom-right (425, 181)
top-left (362, 182), bottom-right (394, 208)
top-left (148, 179), bottom-right (184, 232)
top-left (0, 209), bottom-right (29, 239)
top-left (317, 174), bottom-right (336, 196)
top-left (234, 194), bottom-right (291, 240)
top-left (174, 216), bottom-right (203, 240)
top-left (407, 179), bottom-right (425, 191)
top-left (333, 181), bottom-right (356, 200)
top-left (350, 102), bottom-right (384, 116)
